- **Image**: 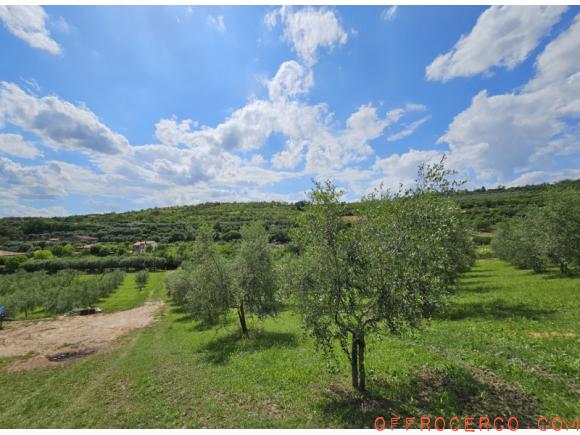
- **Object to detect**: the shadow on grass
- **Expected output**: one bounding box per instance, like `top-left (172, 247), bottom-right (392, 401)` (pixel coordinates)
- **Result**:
top-left (435, 298), bottom-right (555, 321)
top-left (201, 330), bottom-right (298, 365)
top-left (462, 271), bottom-right (495, 279)
top-left (171, 303), bottom-right (232, 332)
top-left (541, 270), bottom-right (580, 280)
top-left (319, 364), bottom-right (540, 428)
top-left (455, 281), bottom-right (499, 294)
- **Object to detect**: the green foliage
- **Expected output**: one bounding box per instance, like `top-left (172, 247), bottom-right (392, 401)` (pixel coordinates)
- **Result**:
top-left (492, 189), bottom-right (580, 274)
top-left (167, 222), bottom-right (279, 335)
top-left (135, 270), bottom-right (149, 291)
top-left (19, 255), bottom-right (167, 274)
top-left (492, 214), bottom-right (547, 272)
top-left (167, 224), bottom-right (232, 326)
top-left (0, 201), bottom-right (300, 245)
top-left (0, 269), bottom-right (125, 317)
top-left (542, 189), bottom-right (580, 273)
top-left (33, 249), bottom-right (54, 260)
top-left (0, 255), bottom-right (27, 273)
top-left (287, 163), bottom-right (473, 391)
top-left (232, 222), bottom-right (280, 335)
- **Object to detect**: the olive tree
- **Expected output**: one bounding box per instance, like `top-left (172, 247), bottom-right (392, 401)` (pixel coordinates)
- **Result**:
top-left (542, 189), bottom-right (580, 274)
top-left (289, 163), bottom-right (473, 392)
top-left (492, 212), bottom-right (548, 273)
top-left (135, 270), bottom-right (149, 291)
top-left (232, 221), bottom-right (279, 336)
top-left (166, 222), bottom-right (279, 336)
top-left (181, 224), bottom-right (232, 325)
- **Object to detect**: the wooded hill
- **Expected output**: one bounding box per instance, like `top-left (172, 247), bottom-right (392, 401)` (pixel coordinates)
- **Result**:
top-left (1, 178), bottom-right (579, 246)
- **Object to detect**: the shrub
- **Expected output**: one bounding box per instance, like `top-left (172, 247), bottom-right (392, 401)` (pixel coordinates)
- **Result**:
top-left (135, 270), bottom-right (149, 291)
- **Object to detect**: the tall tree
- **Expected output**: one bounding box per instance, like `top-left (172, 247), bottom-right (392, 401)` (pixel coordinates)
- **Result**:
top-left (233, 222), bottom-right (279, 336)
top-left (542, 189), bottom-right (580, 275)
top-left (289, 163), bottom-right (473, 392)
top-left (135, 270), bottom-right (149, 291)
top-left (183, 224), bottom-right (232, 325)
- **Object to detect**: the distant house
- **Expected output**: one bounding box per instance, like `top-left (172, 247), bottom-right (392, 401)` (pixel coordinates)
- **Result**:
top-left (133, 240), bottom-right (157, 254)
top-left (0, 250), bottom-right (26, 257)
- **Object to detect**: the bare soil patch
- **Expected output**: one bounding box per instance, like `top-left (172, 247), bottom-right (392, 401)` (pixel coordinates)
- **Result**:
top-left (0, 301), bottom-right (163, 371)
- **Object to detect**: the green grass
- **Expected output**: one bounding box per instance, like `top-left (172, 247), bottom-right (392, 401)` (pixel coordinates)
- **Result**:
top-left (98, 271), bottom-right (166, 312)
top-left (0, 260), bottom-right (578, 428)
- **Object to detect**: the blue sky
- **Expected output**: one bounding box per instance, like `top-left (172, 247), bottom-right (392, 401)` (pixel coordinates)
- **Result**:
top-left (0, 5), bottom-right (579, 216)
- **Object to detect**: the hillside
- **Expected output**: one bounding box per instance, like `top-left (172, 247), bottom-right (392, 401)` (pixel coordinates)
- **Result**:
top-left (1, 178), bottom-right (579, 247)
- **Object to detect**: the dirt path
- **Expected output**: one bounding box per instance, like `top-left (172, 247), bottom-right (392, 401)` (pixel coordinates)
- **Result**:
top-left (0, 301), bottom-right (164, 371)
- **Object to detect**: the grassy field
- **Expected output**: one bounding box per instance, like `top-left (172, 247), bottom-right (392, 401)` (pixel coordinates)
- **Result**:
top-left (0, 260), bottom-right (578, 428)
top-left (98, 271), bottom-right (166, 312)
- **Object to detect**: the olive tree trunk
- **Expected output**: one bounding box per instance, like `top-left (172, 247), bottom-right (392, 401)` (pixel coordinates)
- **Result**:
top-left (351, 335), bottom-right (358, 390)
top-left (350, 333), bottom-right (366, 392)
top-left (238, 300), bottom-right (249, 337)
top-left (358, 335), bottom-right (366, 392)
top-left (560, 261), bottom-right (568, 276)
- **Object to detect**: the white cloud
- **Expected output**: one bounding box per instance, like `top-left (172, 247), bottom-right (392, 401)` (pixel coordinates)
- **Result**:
top-left (153, 59), bottom-right (429, 177)
top-left (0, 156), bottom-right (67, 199)
top-left (371, 149), bottom-right (444, 191)
top-left (381, 6), bottom-right (398, 22)
top-left (207, 15), bottom-right (226, 32)
top-left (426, 6), bottom-right (567, 82)
top-left (0, 199), bottom-right (67, 217)
top-left (508, 168), bottom-right (580, 187)
top-left (152, 62), bottom-right (426, 177)
top-left (267, 60), bottom-right (314, 101)
top-left (387, 115), bottom-right (430, 142)
top-left (0, 133), bottom-right (40, 159)
top-left (0, 45), bottom-right (438, 214)
top-left (439, 13), bottom-right (580, 182)
top-left (265, 6), bottom-right (348, 66)
top-left (0, 82), bottom-right (130, 155)
top-left (0, 6), bottom-right (62, 55)
top-left (154, 117), bottom-right (198, 146)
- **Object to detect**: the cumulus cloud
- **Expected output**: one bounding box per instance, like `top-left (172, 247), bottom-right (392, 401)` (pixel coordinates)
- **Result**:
top-left (0, 82), bottom-right (129, 155)
top-left (0, 156), bottom-right (67, 199)
top-left (439, 13), bottom-right (580, 182)
top-left (381, 6), bottom-right (398, 22)
top-left (0, 199), bottom-right (67, 217)
top-left (154, 117), bottom-right (198, 146)
top-left (207, 15), bottom-right (226, 32)
top-left (0, 6), bottom-right (62, 55)
top-left (426, 6), bottom-right (567, 82)
top-left (153, 61), bottom-right (427, 178)
top-left (265, 6), bottom-right (348, 66)
top-left (371, 149), bottom-right (444, 191)
top-left (508, 168), bottom-right (580, 187)
top-left (0, 13), bottom-right (438, 215)
top-left (267, 60), bottom-right (314, 101)
top-left (0, 133), bottom-right (40, 159)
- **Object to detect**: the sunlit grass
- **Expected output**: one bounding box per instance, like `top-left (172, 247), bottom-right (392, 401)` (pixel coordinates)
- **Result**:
top-left (0, 260), bottom-right (578, 428)
top-left (98, 271), bottom-right (166, 312)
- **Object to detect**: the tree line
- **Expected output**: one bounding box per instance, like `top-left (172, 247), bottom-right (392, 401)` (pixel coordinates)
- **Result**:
top-left (0, 269), bottom-right (125, 322)
top-left (492, 189), bottom-right (580, 274)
